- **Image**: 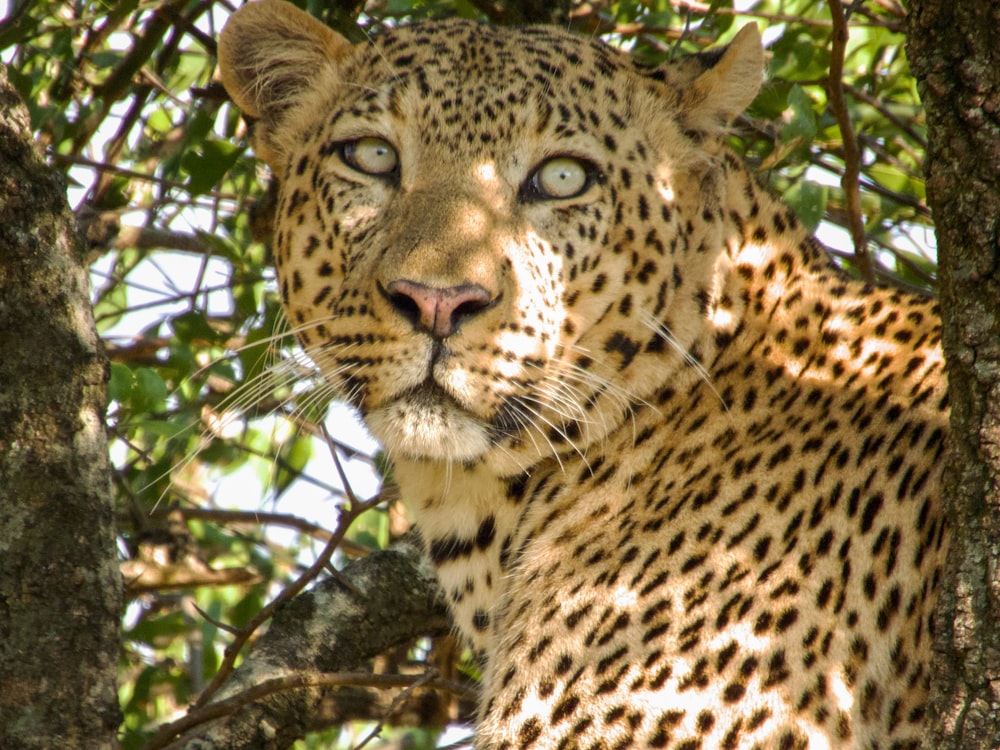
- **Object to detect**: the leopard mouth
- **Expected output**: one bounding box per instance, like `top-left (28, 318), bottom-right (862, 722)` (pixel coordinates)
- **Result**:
top-left (398, 379), bottom-right (466, 414)
top-left (364, 378), bottom-right (494, 461)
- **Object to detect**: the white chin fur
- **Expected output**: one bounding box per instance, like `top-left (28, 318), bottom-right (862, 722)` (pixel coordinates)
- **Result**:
top-left (365, 400), bottom-right (492, 461)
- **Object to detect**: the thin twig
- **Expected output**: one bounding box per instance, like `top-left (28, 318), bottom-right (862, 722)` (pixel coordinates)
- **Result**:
top-left (843, 82), bottom-right (927, 148)
top-left (827, 0), bottom-right (873, 281)
top-left (353, 670), bottom-right (442, 750)
top-left (140, 506), bottom-right (374, 557)
top-left (48, 152), bottom-right (241, 200)
top-left (192, 603), bottom-right (240, 634)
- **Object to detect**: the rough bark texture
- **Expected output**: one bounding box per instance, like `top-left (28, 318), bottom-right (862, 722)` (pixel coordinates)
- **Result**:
top-left (170, 543), bottom-right (452, 749)
top-left (0, 66), bottom-right (121, 747)
top-left (907, 3), bottom-right (1000, 748)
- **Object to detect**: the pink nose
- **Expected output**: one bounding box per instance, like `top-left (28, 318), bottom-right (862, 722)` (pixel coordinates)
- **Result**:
top-left (384, 279), bottom-right (493, 338)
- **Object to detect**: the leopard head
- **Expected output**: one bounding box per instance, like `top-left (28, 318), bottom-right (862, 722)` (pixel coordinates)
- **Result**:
top-left (219, 0), bottom-right (763, 467)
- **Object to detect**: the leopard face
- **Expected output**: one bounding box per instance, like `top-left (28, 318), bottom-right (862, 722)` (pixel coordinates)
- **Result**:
top-left (220, 6), bottom-right (760, 469)
top-left (220, 4), bottom-right (949, 749)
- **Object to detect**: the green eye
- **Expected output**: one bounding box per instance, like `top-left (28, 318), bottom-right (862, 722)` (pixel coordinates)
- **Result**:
top-left (341, 137), bottom-right (398, 175)
top-left (530, 156), bottom-right (590, 199)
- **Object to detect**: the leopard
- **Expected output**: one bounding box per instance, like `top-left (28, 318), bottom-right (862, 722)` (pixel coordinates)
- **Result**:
top-left (218, 2), bottom-right (948, 748)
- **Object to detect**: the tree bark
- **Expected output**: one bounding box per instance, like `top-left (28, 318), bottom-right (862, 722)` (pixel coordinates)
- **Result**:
top-left (0, 66), bottom-right (121, 747)
top-left (906, 3), bottom-right (1000, 748)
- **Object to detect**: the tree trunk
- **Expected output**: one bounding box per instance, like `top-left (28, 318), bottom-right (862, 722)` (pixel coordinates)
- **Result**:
top-left (0, 66), bottom-right (121, 748)
top-left (906, 3), bottom-right (1000, 748)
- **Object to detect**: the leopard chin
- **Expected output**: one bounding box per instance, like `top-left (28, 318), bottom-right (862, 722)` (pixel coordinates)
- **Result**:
top-left (364, 385), bottom-right (492, 461)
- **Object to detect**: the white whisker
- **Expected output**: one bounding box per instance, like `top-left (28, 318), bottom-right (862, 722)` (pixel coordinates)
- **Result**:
top-left (638, 309), bottom-right (731, 414)
top-left (142, 312), bottom-right (367, 508)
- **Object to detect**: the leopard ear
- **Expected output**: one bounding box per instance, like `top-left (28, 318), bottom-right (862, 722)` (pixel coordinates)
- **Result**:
top-left (218, 0), bottom-right (354, 161)
top-left (676, 24), bottom-right (764, 133)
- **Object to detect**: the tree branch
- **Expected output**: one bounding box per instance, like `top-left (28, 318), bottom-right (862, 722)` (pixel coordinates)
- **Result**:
top-left (145, 543), bottom-right (453, 750)
top-left (827, 0), bottom-right (873, 281)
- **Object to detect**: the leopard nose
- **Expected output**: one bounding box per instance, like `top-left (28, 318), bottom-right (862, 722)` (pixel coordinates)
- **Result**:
top-left (383, 279), bottom-right (493, 338)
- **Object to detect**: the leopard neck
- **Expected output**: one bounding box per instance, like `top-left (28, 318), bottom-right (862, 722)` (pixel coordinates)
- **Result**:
top-left (392, 456), bottom-right (519, 650)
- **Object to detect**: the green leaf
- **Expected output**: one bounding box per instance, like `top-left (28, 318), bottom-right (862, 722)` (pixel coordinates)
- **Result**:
top-left (750, 82), bottom-right (791, 120)
top-left (195, 229), bottom-right (243, 263)
top-left (145, 107), bottom-right (173, 135)
top-left (127, 611), bottom-right (189, 645)
top-left (90, 50), bottom-right (123, 69)
top-left (133, 368), bottom-right (168, 412)
top-left (108, 362), bottom-right (135, 404)
top-left (274, 436), bottom-right (314, 496)
top-left (350, 529), bottom-right (383, 550)
top-left (770, 28), bottom-right (831, 82)
top-left (783, 180), bottom-right (828, 233)
top-left (237, 322), bottom-right (279, 397)
top-left (233, 275), bottom-right (266, 317)
top-left (181, 140), bottom-right (241, 196)
top-left (781, 85), bottom-right (818, 144)
top-left (134, 416), bottom-right (192, 442)
top-left (228, 587), bottom-right (267, 630)
top-left (172, 311), bottom-right (220, 344)
top-left (868, 163), bottom-right (925, 200)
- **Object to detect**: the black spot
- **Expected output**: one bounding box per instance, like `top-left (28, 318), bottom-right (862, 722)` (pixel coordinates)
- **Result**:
top-left (476, 515), bottom-right (497, 549)
top-left (604, 331), bottom-right (641, 368)
top-left (551, 694), bottom-right (580, 723)
top-left (472, 609), bottom-right (490, 631)
top-left (775, 608), bottom-right (799, 633)
top-left (860, 493), bottom-right (883, 534)
top-left (428, 534), bottom-right (474, 564)
top-left (518, 716), bottom-right (542, 746)
top-left (723, 681), bottom-right (746, 702)
top-left (555, 653), bottom-right (574, 675)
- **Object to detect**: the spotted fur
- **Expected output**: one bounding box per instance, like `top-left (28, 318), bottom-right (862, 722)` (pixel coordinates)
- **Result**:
top-left (219, 3), bottom-right (948, 747)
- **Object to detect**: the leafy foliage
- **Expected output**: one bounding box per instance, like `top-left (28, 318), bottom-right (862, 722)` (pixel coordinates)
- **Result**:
top-left (0, 0), bottom-right (930, 747)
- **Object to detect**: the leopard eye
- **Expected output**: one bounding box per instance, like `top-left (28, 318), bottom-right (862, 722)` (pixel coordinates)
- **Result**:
top-left (341, 137), bottom-right (398, 176)
top-left (529, 156), bottom-right (590, 199)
